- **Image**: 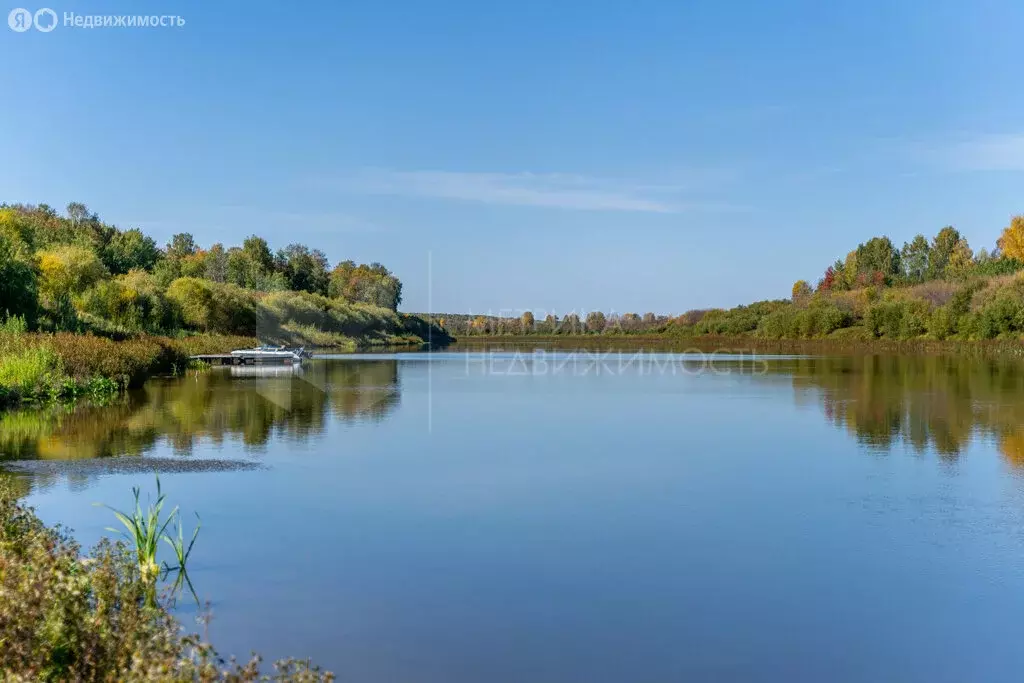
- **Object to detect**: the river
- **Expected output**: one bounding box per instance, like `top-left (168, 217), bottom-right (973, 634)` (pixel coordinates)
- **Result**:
top-left (4, 347), bottom-right (1024, 682)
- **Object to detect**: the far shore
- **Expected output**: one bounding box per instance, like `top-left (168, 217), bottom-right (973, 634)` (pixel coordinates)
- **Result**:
top-left (444, 334), bottom-right (1024, 359)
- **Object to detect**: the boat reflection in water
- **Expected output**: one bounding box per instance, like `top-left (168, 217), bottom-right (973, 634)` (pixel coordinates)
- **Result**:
top-left (228, 364), bottom-right (306, 378)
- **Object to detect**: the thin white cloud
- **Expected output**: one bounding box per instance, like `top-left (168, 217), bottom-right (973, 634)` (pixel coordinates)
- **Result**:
top-left (935, 133), bottom-right (1024, 172)
top-left (329, 168), bottom-right (731, 213)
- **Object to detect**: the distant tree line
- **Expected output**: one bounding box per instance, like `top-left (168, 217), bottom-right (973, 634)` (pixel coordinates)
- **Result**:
top-left (434, 310), bottom-right (668, 336)
top-left (673, 215), bottom-right (1024, 342)
top-left (433, 215), bottom-right (1024, 343)
top-left (813, 222), bottom-right (1024, 293)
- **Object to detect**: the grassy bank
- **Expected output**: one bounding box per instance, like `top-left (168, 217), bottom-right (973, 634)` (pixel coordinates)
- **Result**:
top-left (0, 332), bottom-right (252, 409)
top-left (0, 476), bottom-right (332, 681)
top-left (0, 322), bottom-right (447, 410)
top-left (0, 333), bottom-right (185, 408)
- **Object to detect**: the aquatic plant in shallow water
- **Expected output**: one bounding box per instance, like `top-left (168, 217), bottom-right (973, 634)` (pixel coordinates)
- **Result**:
top-left (0, 475), bottom-right (334, 680)
top-left (98, 475), bottom-right (200, 604)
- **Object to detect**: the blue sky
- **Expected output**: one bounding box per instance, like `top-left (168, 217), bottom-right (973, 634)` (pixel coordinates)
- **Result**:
top-left (3, 0), bottom-right (1024, 314)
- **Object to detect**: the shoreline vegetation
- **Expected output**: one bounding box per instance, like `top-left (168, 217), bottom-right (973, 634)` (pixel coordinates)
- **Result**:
top-left (0, 202), bottom-right (449, 408)
top-left (0, 475), bottom-right (333, 681)
top-left (432, 217), bottom-right (1024, 357)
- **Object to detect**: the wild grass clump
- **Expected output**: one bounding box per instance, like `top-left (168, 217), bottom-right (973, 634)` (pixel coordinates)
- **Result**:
top-left (0, 332), bottom-right (192, 408)
top-left (43, 333), bottom-right (186, 386)
top-left (0, 346), bottom-right (62, 397)
top-left (0, 475), bottom-right (334, 681)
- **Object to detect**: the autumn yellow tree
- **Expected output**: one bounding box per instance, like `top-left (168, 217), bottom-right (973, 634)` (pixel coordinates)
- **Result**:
top-left (37, 245), bottom-right (106, 303)
top-left (791, 280), bottom-right (812, 304)
top-left (997, 215), bottom-right (1024, 261)
top-left (520, 311), bottom-right (535, 334)
top-left (470, 316), bottom-right (488, 335)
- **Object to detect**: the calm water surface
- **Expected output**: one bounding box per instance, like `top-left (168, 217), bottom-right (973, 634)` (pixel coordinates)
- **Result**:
top-left (5, 348), bottom-right (1024, 682)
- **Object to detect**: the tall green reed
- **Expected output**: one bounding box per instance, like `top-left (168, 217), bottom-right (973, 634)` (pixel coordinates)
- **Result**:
top-left (98, 475), bottom-right (200, 604)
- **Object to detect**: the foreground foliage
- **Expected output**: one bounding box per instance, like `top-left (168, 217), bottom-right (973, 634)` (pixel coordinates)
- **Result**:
top-left (0, 476), bottom-right (333, 681)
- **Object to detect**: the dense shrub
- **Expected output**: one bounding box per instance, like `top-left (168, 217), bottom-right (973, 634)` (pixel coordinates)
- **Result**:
top-left (758, 308), bottom-right (799, 339)
top-left (166, 278), bottom-right (264, 336)
top-left (928, 306), bottom-right (956, 340)
top-left (827, 325), bottom-right (871, 341)
top-left (693, 301), bottom-right (787, 336)
top-left (865, 299), bottom-right (931, 338)
top-left (78, 271), bottom-right (178, 333)
top-left (971, 257), bottom-right (1024, 278)
top-left (758, 303), bottom-right (851, 339)
top-left (967, 293), bottom-right (1024, 339)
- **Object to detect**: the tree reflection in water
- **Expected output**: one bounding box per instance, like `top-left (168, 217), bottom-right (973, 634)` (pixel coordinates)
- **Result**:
top-left (757, 355), bottom-right (1024, 465)
top-left (0, 360), bottom-right (400, 464)
top-left (7, 353), bottom-right (1024, 484)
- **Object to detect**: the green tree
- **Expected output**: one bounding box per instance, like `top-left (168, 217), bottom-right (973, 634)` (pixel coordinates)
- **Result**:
top-left (900, 234), bottom-right (929, 283)
top-left (945, 239), bottom-right (974, 280)
top-left (204, 243), bottom-right (228, 283)
top-left (166, 233), bottom-right (197, 261)
top-left (66, 201), bottom-right (90, 226)
top-left (278, 244), bottom-right (329, 295)
top-left (227, 236), bottom-right (280, 290)
top-left (585, 311), bottom-right (606, 333)
top-left (0, 231), bottom-right (38, 324)
top-left (928, 226), bottom-right (962, 279)
top-left (103, 228), bottom-right (160, 275)
top-left (242, 235), bottom-right (275, 274)
top-left (561, 313), bottom-right (582, 334)
top-left (841, 251), bottom-right (858, 289)
top-left (855, 236), bottom-right (901, 283)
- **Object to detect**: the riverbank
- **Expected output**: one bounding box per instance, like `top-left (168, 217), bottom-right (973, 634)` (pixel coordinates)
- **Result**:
top-left (447, 333), bottom-right (1024, 359)
top-left (0, 325), bottom-right (450, 409)
top-left (0, 475), bottom-right (332, 680)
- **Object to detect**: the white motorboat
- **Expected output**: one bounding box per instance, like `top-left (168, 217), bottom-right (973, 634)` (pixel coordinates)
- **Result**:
top-left (230, 345), bottom-right (310, 364)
